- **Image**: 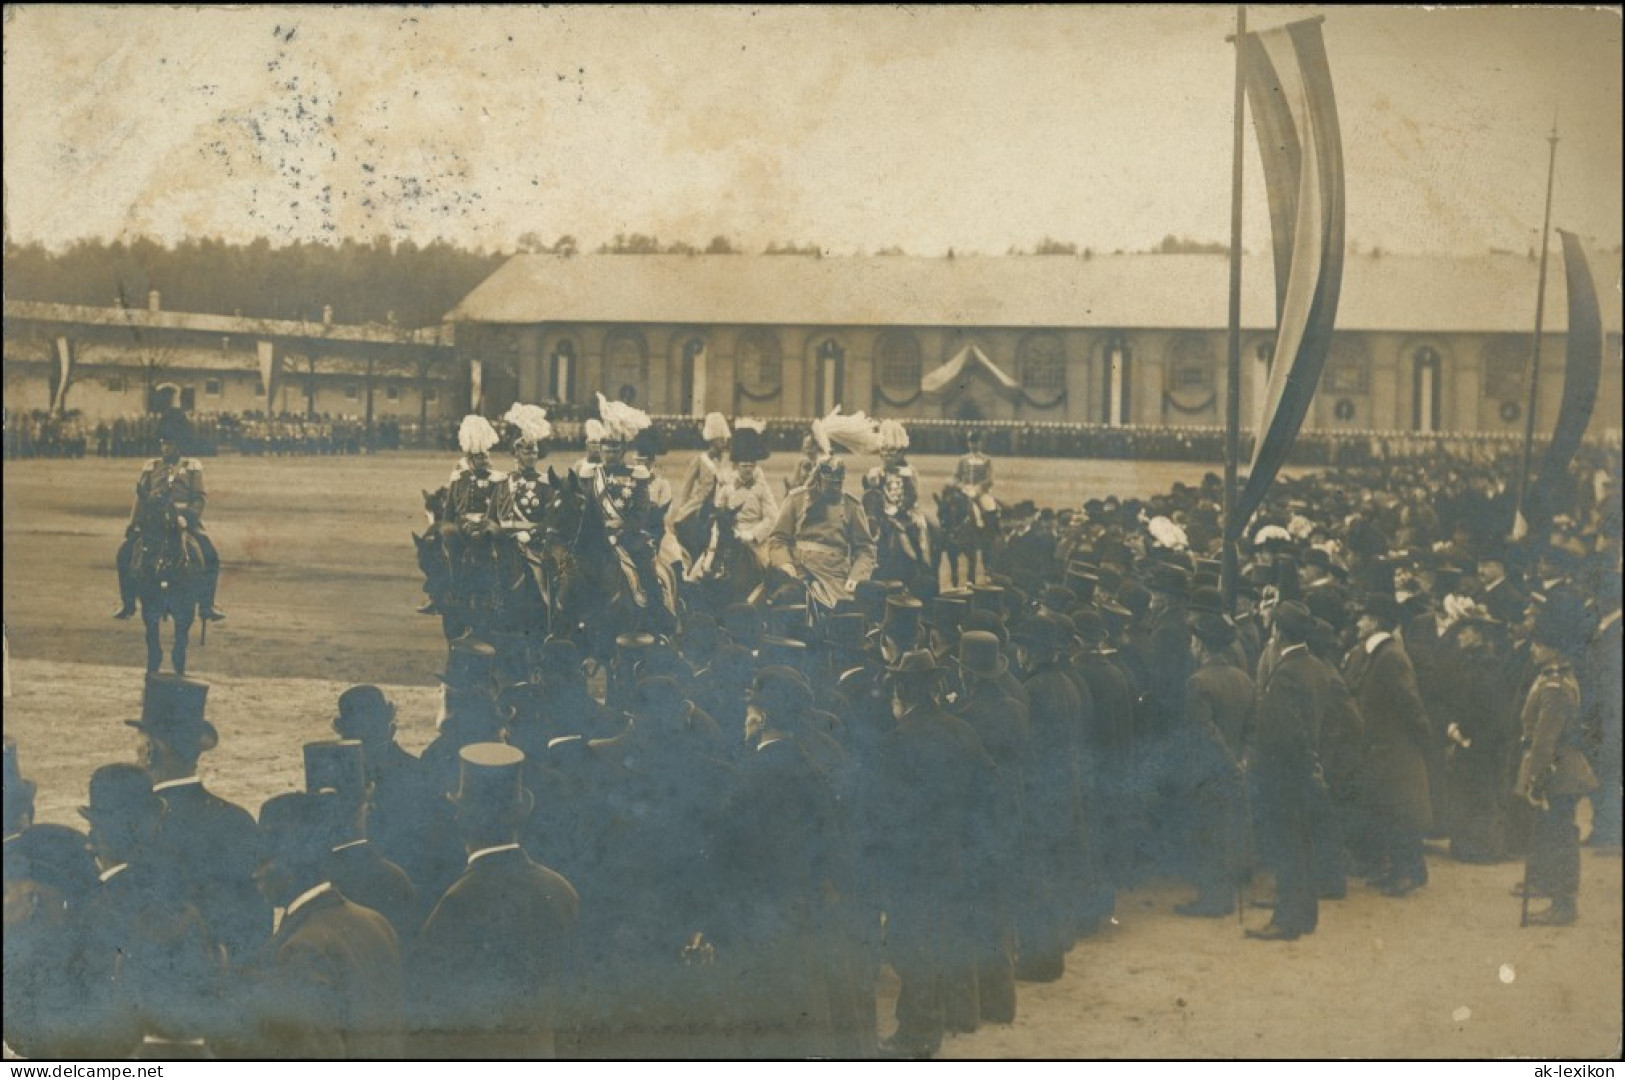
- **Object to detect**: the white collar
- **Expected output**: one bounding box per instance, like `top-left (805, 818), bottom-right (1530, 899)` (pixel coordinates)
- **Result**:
top-left (466, 842), bottom-right (521, 867)
top-left (1365, 632), bottom-right (1392, 654)
top-left (153, 776), bottom-right (201, 792)
top-left (284, 880), bottom-right (334, 921)
top-left (1280, 643), bottom-right (1308, 659)
top-left (98, 862), bottom-right (130, 884)
top-left (1601, 609), bottom-right (1622, 632)
top-left (756, 734), bottom-right (788, 752)
top-left (330, 838), bottom-right (368, 853)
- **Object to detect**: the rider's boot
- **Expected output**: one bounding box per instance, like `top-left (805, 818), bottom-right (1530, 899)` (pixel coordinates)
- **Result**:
top-left (199, 568), bottom-right (227, 621)
top-left (114, 543), bottom-right (137, 618)
top-left (417, 598), bottom-right (441, 615)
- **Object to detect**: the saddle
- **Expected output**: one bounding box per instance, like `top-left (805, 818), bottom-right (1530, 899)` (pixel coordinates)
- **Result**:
top-left (133, 527), bottom-right (205, 578)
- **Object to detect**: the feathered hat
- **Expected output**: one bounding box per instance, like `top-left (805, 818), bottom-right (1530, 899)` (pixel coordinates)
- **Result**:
top-left (731, 425), bottom-right (769, 463)
top-left (595, 392), bottom-right (652, 446)
top-left (458, 414), bottom-right (501, 456)
top-left (583, 418), bottom-right (607, 444)
top-left (1147, 515), bottom-right (1189, 552)
top-left (702, 412), bottom-right (731, 442)
top-left (809, 406), bottom-right (880, 481)
top-left (877, 418), bottom-right (910, 453)
top-left (502, 403), bottom-right (552, 447)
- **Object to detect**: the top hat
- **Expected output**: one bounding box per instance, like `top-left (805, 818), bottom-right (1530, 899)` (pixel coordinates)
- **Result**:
top-left (303, 740), bottom-right (367, 804)
top-left (79, 763), bottom-right (163, 825)
top-left (821, 612), bottom-right (871, 653)
top-left (1072, 609), bottom-right (1110, 643)
top-left (852, 580), bottom-right (900, 625)
top-left (1011, 612), bottom-right (1069, 654)
top-left (435, 638), bottom-right (499, 687)
top-left (882, 593), bottom-right (924, 635)
top-left (126, 674), bottom-right (217, 756)
top-left (927, 593), bottom-right (971, 635)
top-left (969, 583), bottom-right (1006, 617)
top-left (763, 604), bottom-right (813, 642)
top-left (449, 743), bottom-right (534, 817)
top-left (335, 685), bottom-right (394, 740)
top-left (1039, 585), bottom-right (1079, 613)
top-left (957, 631), bottom-right (1008, 678)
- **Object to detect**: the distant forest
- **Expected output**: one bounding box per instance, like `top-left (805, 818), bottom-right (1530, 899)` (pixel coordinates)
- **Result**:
top-left (2, 233), bottom-right (1235, 328)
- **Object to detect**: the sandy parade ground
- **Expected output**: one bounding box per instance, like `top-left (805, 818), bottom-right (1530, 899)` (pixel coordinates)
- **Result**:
top-left (4, 450), bottom-right (1620, 1059)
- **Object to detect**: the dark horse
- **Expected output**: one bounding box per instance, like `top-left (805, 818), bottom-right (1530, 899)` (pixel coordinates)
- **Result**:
top-left (683, 504), bottom-right (766, 617)
top-left (933, 484), bottom-right (1001, 587)
top-left (869, 501), bottom-right (940, 602)
top-left (537, 469), bottom-right (679, 663)
top-left (129, 514), bottom-right (208, 675)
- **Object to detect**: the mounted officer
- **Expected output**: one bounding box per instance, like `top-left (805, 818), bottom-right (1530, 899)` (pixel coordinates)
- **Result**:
top-left (766, 408), bottom-right (879, 610)
top-left (590, 393), bottom-right (674, 634)
top-left (953, 429), bottom-right (999, 531)
top-left (115, 408), bottom-right (226, 622)
top-left (424, 415), bottom-right (506, 635)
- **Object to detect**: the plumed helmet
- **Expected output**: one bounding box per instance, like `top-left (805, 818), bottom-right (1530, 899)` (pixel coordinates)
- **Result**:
top-left (596, 392), bottom-right (652, 445)
top-left (458, 414), bottom-right (500, 455)
top-left (584, 418), bottom-right (607, 444)
top-left (702, 412), bottom-right (731, 442)
top-left (503, 403), bottom-right (552, 446)
top-left (877, 418), bottom-right (910, 453)
top-left (730, 426), bottom-right (769, 463)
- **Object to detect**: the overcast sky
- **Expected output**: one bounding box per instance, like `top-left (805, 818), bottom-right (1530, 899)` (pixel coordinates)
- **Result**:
top-left (4, 5), bottom-right (1620, 257)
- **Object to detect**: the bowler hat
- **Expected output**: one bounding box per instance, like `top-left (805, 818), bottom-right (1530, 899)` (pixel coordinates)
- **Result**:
top-left (1273, 600), bottom-right (1315, 641)
top-left (258, 791), bottom-right (343, 865)
top-left (1146, 565), bottom-right (1190, 598)
top-left (958, 631), bottom-right (1008, 678)
top-left (449, 743), bottom-right (534, 817)
top-left (1072, 609), bottom-right (1110, 643)
top-left (1357, 591), bottom-right (1404, 627)
top-left (335, 685), bottom-right (394, 739)
top-left (1187, 586), bottom-right (1227, 617)
top-left (79, 764), bottom-right (163, 825)
top-left (1011, 612), bottom-right (1068, 654)
top-left (1039, 585), bottom-right (1079, 613)
top-left (126, 674), bottom-right (217, 757)
top-left (1189, 612), bottom-right (1237, 649)
top-left (303, 740), bottom-right (367, 803)
top-left (748, 665), bottom-right (814, 716)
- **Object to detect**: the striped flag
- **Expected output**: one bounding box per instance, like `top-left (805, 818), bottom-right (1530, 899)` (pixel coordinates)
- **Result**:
top-left (1521, 231), bottom-right (1604, 535)
top-left (1231, 18), bottom-right (1345, 536)
top-left (50, 335), bottom-right (75, 414)
top-left (257, 339), bottom-right (280, 407)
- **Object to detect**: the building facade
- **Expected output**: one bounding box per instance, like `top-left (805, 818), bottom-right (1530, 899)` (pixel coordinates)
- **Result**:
top-left (3, 296), bottom-right (458, 425)
top-left (448, 253), bottom-right (1623, 438)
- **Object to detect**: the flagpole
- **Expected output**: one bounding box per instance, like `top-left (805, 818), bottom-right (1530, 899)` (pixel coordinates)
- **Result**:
top-left (1222, 3), bottom-right (1247, 615)
top-left (1513, 119), bottom-right (1559, 536)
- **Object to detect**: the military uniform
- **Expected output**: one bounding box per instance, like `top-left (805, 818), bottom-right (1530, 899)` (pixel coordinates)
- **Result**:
top-left (1515, 660), bottom-right (1598, 918)
top-left (767, 487), bottom-right (878, 610)
top-left (116, 454), bottom-right (225, 620)
top-left (953, 450), bottom-right (998, 526)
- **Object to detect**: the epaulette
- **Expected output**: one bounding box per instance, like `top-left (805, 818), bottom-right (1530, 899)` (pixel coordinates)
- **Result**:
top-left (181, 458), bottom-right (202, 470)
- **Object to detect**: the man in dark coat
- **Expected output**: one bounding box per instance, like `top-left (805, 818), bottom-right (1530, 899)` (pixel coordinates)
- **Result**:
top-left (1343, 592), bottom-right (1434, 896)
top-left (1580, 571), bottom-right (1622, 851)
top-left (232, 792), bottom-right (404, 1058)
top-left (129, 675), bottom-right (271, 968)
top-left (1247, 602), bottom-right (1323, 941)
top-left (1009, 614), bottom-right (1084, 980)
top-left (303, 740), bottom-right (419, 941)
top-left (949, 631), bottom-right (1029, 1025)
top-left (868, 650), bottom-right (997, 1058)
top-left (1174, 614), bottom-right (1252, 917)
top-left (79, 764), bottom-right (221, 1058)
top-left (412, 744), bottom-right (580, 1057)
top-left (1070, 609), bottom-right (1138, 894)
top-left (1516, 595), bottom-right (1600, 926)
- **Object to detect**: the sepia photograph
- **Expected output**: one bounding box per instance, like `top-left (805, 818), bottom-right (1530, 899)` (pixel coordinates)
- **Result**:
top-left (3, 4), bottom-right (1621, 1062)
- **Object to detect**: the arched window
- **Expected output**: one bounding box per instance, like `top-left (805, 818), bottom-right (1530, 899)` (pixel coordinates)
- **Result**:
top-left (875, 331), bottom-right (921, 394)
top-left (1018, 333), bottom-right (1066, 395)
top-left (735, 328), bottom-right (783, 401)
top-left (603, 330), bottom-right (648, 398)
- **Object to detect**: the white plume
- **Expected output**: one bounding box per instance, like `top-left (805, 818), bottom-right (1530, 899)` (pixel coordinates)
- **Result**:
top-left (503, 403), bottom-right (552, 444)
top-left (811, 406), bottom-right (881, 457)
top-left (1253, 524), bottom-right (1292, 547)
top-left (877, 418), bottom-right (911, 452)
top-left (701, 412), bottom-right (731, 441)
top-left (1147, 515), bottom-right (1189, 551)
top-left (458, 414), bottom-right (500, 455)
top-left (596, 392), bottom-right (652, 443)
top-left (583, 418), bottom-right (606, 443)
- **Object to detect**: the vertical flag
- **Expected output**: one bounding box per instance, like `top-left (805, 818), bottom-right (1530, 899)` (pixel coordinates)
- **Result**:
top-left (50, 335), bottom-right (75, 414)
top-left (257, 339), bottom-right (280, 407)
top-left (1524, 231), bottom-right (1604, 533)
top-left (1230, 18), bottom-right (1346, 537)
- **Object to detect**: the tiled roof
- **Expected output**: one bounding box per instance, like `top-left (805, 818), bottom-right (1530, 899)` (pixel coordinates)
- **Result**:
top-left (449, 252), bottom-right (1623, 336)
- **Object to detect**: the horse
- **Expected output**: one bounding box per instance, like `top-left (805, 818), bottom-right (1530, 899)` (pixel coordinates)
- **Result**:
top-left (128, 513), bottom-right (209, 675)
top-left (412, 487), bottom-right (499, 646)
top-left (683, 503), bottom-right (767, 617)
top-left (933, 484), bottom-right (1002, 587)
top-left (868, 499), bottom-right (939, 602)
top-left (539, 469), bottom-right (679, 663)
